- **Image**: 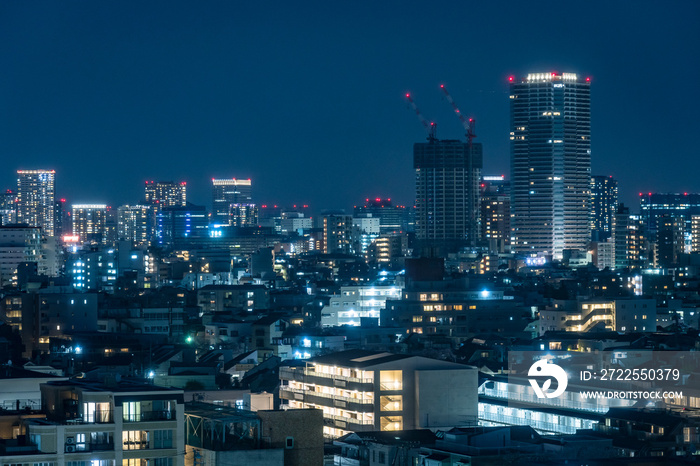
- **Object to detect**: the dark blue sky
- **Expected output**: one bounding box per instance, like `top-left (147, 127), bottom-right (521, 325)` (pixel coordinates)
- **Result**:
top-left (1, 1), bottom-right (698, 212)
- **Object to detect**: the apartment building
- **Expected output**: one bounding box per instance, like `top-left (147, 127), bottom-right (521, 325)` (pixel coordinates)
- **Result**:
top-left (279, 350), bottom-right (478, 438)
top-left (539, 298), bottom-right (656, 335)
top-left (0, 378), bottom-right (185, 466)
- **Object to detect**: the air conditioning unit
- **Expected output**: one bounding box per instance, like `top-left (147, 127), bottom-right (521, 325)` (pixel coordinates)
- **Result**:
top-left (65, 437), bottom-right (75, 445)
top-left (66, 445), bottom-right (76, 453)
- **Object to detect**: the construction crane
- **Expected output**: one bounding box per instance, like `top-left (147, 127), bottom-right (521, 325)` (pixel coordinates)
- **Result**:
top-left (405, 93), bottom-right (436, 142)
top-left (439, 84), bottom-right (476, 147)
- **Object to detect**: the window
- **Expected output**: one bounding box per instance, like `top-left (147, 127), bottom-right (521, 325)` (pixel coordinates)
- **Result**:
top-left (285, 437), bottom-right (294, 449)
top-left (123, 402), bottom-right (141, 422)
top-left (153, 459), bottom-right (173, 466)
top-left (380, 395), bottom-right (402, 411)
top-left (380, 416), bottom-right (403, 431)
top-left (153, 430), bottom-right (173, 449)
top-left (122, 431), bottom-right (149, 450)
top-left (380, 371), bottom-right (402, 390)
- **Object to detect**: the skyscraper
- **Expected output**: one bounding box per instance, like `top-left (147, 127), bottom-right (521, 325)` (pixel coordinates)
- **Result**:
top-left (72, 204), bottom-right (107, 243)
top-left (16, 169), bottom-right (56, 236)
top-left (211, 178), bottom-right (252, 224)
top-left (590, 175), bottom-right (618, 241)
top-left (144, 181), bottom-right (187, 209)
top-left (480, 175), bottom-right (511, 253)
top-left (414, 139), bottom-right (482, 253)
top-left (510, 72), bottom-right (591, 259)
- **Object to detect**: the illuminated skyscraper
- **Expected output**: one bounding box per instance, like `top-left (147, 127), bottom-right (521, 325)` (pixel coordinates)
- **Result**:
top-left (590, 175), bottom-right (618, 241)
top-left (144, 181), bottom-right (187, 209)
top-left (480, 175), bottom-right (511, 253)
top-left (16, 169), bottom-right (56, 236)
top-left (117, 204), bottom-right (155, 245)
top-left (0, 189), bottom-right (17, 226)
top-left (212, 178), bottom-right (252, 223)
top-left (414, 139), bottom-right (482, 253)
top-left (510, 72), bottom-right (591, 259)
top-left (72, 204), bottom-right (107, 243)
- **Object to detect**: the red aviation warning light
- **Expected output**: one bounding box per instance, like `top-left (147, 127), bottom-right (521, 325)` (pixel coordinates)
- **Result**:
top-left (508, 76), bottom-right (514, 82)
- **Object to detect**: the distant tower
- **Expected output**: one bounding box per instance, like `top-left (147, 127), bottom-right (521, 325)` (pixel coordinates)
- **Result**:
top-left (211, 178), bottom-right (252, 224)
top-left (144, 181), bottom-right (187, 211)
top-left (590, 175), bottom-right (618, 241)
top-left (480, 175), bottom-right (511, 253)
top-left (414, 140), bottom-right (482, 254)
top-left (72, 204), bottom-right (108, 243)
top-left (510, 72), bottom-right (591, 259)
top-left (16, 169), bottom-right (56, 236)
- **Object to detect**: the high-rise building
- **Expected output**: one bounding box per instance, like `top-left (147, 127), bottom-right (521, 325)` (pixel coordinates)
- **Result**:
top-left (639, 192), bottom-right (700, 234)
top-left (229, 203), bottom-right (258, 227)
top-left (118, 204), bottom-right (156, 245)
top-left (656, 215), bottom-right (685, 268)
top-left (414, 139), bottom-right (482, 253)
top-left (72, 204), bottom-right (108, 243)
top-left (354, 198), bottom-right (407, 234)
top-left (322, 214), bottom-right (353, 254)
top-left (156, 203), bottom-right (208, 248)
top-left (144, 180), bottom-right (187, 209)
top-left (614, 204), bottom-right (647, 270)
top-left (0, 189), bottom-right (16, 226)
top-left (16, 169), bottom-right (56, 236)
top-left (480, 175), bottom-right (511, 253)
top-left (591, 175), bottom-right (618, 241)
top-left (510, 72), bottom-right (591, 259)
top-left (212, 178), bottom-right (252, 223)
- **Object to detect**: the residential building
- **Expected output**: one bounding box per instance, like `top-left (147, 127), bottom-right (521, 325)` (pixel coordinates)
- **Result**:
top-left (0, 378), bottom-right (185, 466)
top-left (0, 225), bottom-right (42, 287)
top-left (118, 205), bottom-right (155, 246)
top-left (414, 139), bottom-right (482, 253)
top-left (480, 175), bottom-right (511, 253)
top-left (279, 349), bottom-right (478, 438)
top-left (144, 181), bottom-right (187, 210)
top-left (538, 298), bottom-right (656, 334)
top-left (16, 169), bottom-right (56, 236)
top-left (614, 204), bottom-right (648, 270)
top-left (72, 204), bottom-right (108, 244)
top-left (323, 214), bottom-right (353, 254)
top-left (320, 285), bottom-right (403, 327)
top-left (155, 204), bottom-right (208, 248)
top-left (510, 72), bottom-right (591, 259)
top-left (1, 189), bottom-right (17, 226)
top-left (591, 175), bottom-right (618, 241)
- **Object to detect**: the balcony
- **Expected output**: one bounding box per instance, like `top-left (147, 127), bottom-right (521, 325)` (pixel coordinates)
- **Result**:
top-left (280, 387), bottom-right (374, 412)
top-left (123, 410), bottom-right (176, 422)
top-left (280, 367), bottom-right (374, 391)
top-left (65, 442), bottom-right (115, 453)
top-left (324, 414), bottom-right (375, 431)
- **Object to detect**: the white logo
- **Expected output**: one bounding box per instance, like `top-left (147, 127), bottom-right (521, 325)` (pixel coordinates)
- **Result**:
top-left (528, 359), bottom-right (568, 399)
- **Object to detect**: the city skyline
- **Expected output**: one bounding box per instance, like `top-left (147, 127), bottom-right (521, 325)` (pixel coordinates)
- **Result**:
top-left (1, 2), bottom-right (699, 211)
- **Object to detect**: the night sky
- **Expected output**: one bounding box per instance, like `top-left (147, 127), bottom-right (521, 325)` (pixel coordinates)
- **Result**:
top-left (1, 1), bottom-right (698, 212)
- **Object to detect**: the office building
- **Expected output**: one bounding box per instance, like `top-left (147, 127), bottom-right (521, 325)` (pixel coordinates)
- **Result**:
top-left (352, 216), bottom-right (380, 255)
top-left (354, 198), bottom-right (407, 234)
top-left (510, 72), bottom-right (591, 259)
top-left (229, 203), bottom-right (258, 227)
top-left (480, 175), bottom-right (511, 253)
top-left (144, 181), bottom-right (187, 210)
top-left (414, 139), bottom-right (482, 253)
top-left (212, 178), bottom-right (252, 223)
top-left (639, 192), bottom-right (700, 234)
top-left (118, 204), bottom-right (156, 246)
top-left (591, 175), bottom-right (618, 241)
top-left (279, 349), bottom-right (478, 438)
top-left (67, 246), bottom-right (118, 291)
top-left (155, 204), bottom-right (208, 248)
top-left (16, 169), bottom-right (56, 236)
top-left (72, 204), bottom-right (108, 243)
